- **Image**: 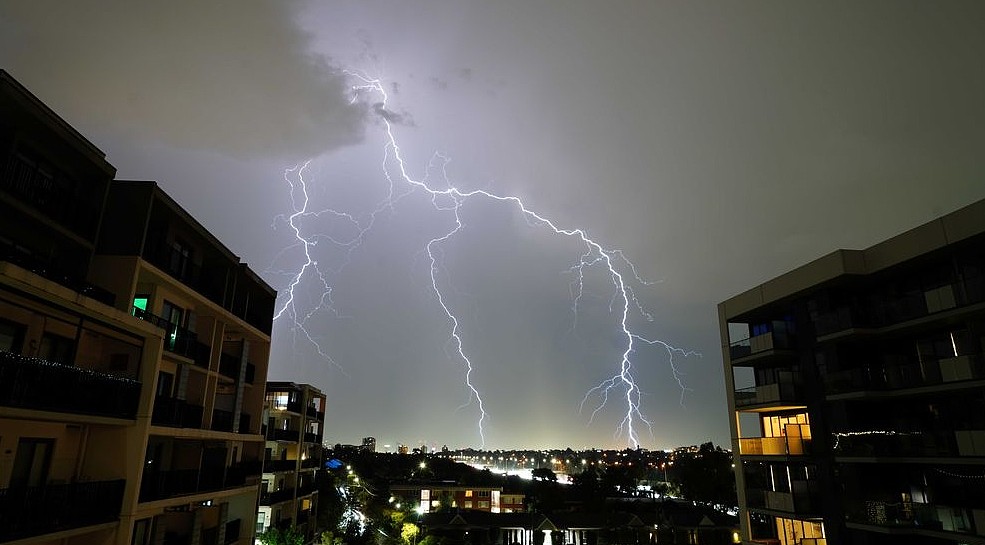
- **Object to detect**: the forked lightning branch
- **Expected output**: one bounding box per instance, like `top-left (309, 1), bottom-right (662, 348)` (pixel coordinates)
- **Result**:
top-left (271, 71), bottom-right (697, 447)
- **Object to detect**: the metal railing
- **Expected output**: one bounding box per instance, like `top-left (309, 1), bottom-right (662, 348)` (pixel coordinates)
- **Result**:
top-left (0, 479), bottom-right (125, 542)
top-left (0, 351), bottom-right (140, 418)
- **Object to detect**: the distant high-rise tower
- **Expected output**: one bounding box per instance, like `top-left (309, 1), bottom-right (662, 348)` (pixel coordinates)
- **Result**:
top-left (362, 436), bottom-right (377, 452)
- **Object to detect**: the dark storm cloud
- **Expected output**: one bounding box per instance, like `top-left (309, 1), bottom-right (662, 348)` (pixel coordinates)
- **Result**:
top-left (372, 102), bottom-right (414, 127)
top-left (0, 0), bottom-right (366, 159)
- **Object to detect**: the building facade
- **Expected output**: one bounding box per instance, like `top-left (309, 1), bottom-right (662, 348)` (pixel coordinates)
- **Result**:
top-left (0, 69), bottom-right (276, 545)
top-left (257, 382), bottom-right (326, 541)
top-left (720, 199), bottom-right (985, 545)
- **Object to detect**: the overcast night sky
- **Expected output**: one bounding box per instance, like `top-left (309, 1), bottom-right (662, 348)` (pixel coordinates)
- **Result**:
top-left (2, 1), bottom-right (984, 450)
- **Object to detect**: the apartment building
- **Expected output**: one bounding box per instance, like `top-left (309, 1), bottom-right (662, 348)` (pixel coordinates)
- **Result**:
top-left (0, 69), bottom-right (277, 545)
top-left (390, 483), bottom-right (523, 513)
top-left (257, 382), bottom-right (325, 541)
top-left (720, 199), bottom-right (985, 545)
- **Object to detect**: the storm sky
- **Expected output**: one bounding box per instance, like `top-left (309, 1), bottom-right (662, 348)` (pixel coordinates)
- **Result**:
top-left (2, 1), bottom-right (984, 450)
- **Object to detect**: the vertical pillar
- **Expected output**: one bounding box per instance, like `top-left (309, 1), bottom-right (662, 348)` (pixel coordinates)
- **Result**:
top-left (217, 502), bottom-right (229, 545)
top-left (232, 340), bottom-right (249, 433)
top-left (151, 516), bottom-right (166, 545)
top-left (190, 508), bottom-right (203, 545)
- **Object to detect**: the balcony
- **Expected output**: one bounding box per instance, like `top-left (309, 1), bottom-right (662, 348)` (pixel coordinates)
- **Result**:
top-left (224, 519), bottom-right (241, 544)
top-left (815, 276), bottom-right (985, 339)
top-left (211, 409), bottom-right (234, 432)
top-left (143, 242), bottom-right (228, 308)
top-left (268, 428), bottom-right (300, 442)
top-left (739, 434), bottom-right (812, 456)
top-left (132, 307), bottom-right (208, 365)
top-left (735, 377), bottom-right (802, 408)
top-left (0, 479), bottom-right (125, 542)
top-left (304, 432), bottom-right (320, 444)
top-left (301, 457), bottom-right (321, 469)
top-left (152, 397), bottom-right (204, 428)
top-left (0, 246), bottom-right (115, 306)
top-left (746, 482), bottom-right (819, 515)
top-left (847, 500), bottom-right (985, 538)
top-left (260, 487), bottom-right (295, 506)
top-left (238, 412), bottom-right (252, 434)
top-left (729, 329), bottom-right (796, 363)
top-left (0, 350), bottom-right (140, 419)
top-left (263, 458), bottom-right (297, 473)
top-left (824, 356), bottom-right (985, 396)
top-left (139, 464), bottom-right (259, 502)
top-left (833, 429), bottom-right (985, 458)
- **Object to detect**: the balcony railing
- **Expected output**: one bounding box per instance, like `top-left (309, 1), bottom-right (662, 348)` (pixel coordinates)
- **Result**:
top-left (211, 409), bottom-right (234, 432)
top-left (847, 500), bottom-right (985, 537)
top-left (0, 351), bottom-right (140, 418)
top-left (143, 242), bottom-right (228, 307)
top-left (0, 479), bottom-right (125, 542)
top-left (269, 428), bottom-right (301, 442)
top-left (824, 355), bottom-right (985, 395)
top-left (263, 459), bottom-right (297, 473)
top-left (304, 432), bottom-right (320, 444)
top-left (746, 482), bottom-right (819, 514)
top-left (152, 397), bottom-right (204, 428)
top-left (139, 464), bottom-right (258, 502)
top-left (0, 246), bottom-right (115, 306)
top-left (301, 457), bottom-right (321, 469)
top-left (815, 276), bottom-right (985, 338)
top-left (739, 434), bottom-right (812, 456)
top-left (833, 429), bottom-right (985, 458)
top-left (225, 519), bottom-right (241, 544)
top-left (260, 487), bottom-right (296, 506)
top-left (239, 412), bottom-right (252, 434)
top-left (735, 377), bottom-right (802, 408)
top-left (729, 330), bottom-right (796, 361)
top-left (132, 307), bottom-right (208, 364)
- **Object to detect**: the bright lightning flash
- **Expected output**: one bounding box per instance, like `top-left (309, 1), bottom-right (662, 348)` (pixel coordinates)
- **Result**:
top-left (270, 71), bottom-right (697, 448)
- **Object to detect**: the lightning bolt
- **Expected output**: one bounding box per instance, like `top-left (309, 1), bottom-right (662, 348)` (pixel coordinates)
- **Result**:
top-left (270, 71), bottom-right (697, 447)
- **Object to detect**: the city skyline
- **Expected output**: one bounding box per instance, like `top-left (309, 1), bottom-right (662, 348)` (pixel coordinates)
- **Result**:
top-left (2, 1), bottom-right (984, 450)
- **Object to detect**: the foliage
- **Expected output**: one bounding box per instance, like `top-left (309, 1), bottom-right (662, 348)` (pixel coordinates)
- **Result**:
top-left (531, 467), bottom-right (557, 482)
top-left (257, 527), bottom-right (304, 545)
top-left (320, 531), bottom-right (343, 545)
top-left (670, 442), bottom-right (737, 507)
top-left (400, 522), bottom-right (420, 544)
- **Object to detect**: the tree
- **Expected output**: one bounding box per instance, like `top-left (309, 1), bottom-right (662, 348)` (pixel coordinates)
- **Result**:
top-left (531, 467), bottom-right (557, 482)
top-left (401, 522), bottom-right (420, 545)
top-left (258, 527), bottom-right (304, 545)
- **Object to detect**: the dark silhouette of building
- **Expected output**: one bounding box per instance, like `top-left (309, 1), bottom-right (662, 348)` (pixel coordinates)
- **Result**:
top-left (720, 198), bottom-right (985, 544)
top-left (0, 68), bottom-right (275, 545)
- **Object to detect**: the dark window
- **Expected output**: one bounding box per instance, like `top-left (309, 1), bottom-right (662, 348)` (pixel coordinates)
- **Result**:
top-left (0, 320), bottom-right (25, 353)
top-left (10, 438), bottom-right (54, 488)
top-left (38, 332), bottom-right (74, 363)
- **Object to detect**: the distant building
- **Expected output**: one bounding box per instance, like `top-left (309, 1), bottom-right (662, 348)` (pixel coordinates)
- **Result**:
top-left (0, 69), bottom-right (274, 545)
top-left (258, 382), bottom-right (326, 541)
top-left (390, 483), bottom-right (524, 513)
top-left (362, 436), bottom-right (377, 452)
top-left (720, 198), bottom-right (985, 544)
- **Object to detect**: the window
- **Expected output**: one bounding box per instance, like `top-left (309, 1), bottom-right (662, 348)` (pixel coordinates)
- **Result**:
top-left (39, 332), bottom-right (74, 363)
top-left (0, 320), bottom-right (24, 353)
top-left (131, 518), bottom-right (153, 545)
top-left (168, 239), bottom-right (192, 279)
top-left (160, 300), bottom-right (184, 350)
top-left (10, 438), bottom-right (54, 488)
